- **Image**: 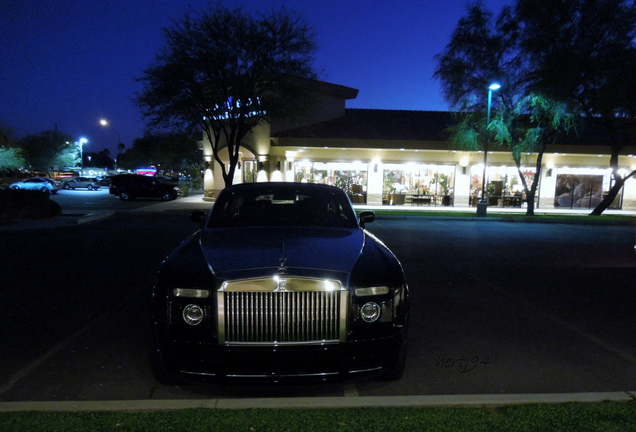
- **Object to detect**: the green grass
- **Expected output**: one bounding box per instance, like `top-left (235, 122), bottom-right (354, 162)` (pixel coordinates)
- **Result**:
top-left (1, 402), bottom-right (636, 432)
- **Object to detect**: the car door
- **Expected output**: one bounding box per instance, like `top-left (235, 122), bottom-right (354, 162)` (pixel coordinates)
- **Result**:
top-left (24, 179), bottom-right (39, 190)
top-left (145, 177), bottom-right (163, 198)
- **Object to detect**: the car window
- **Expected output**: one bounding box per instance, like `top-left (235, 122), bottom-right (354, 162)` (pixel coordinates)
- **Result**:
top-left (207, 186), bottom-right (357, 229)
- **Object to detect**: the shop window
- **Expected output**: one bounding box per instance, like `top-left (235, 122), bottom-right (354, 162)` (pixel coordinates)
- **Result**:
top-left (383, 164), bottom-right (456, 206)
top-left (554, 168), bottom-right (620, 209)
top-left (470, 165), bottom-right (536, 207)
top-left (293, 161), bottom-right (368, 204)
top-left (243, 160), bottom-right (257, 183)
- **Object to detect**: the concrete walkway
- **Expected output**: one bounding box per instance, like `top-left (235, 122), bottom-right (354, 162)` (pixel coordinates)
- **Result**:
top-left (0, 391), bottom-right (635, 412)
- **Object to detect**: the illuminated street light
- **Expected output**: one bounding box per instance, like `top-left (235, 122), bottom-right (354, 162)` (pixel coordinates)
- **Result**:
top-left (476, 82), bottom-right (501, 217)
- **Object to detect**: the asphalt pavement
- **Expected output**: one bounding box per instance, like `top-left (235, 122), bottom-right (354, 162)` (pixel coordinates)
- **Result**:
top-left (1, 192), bottom-right (635, 411)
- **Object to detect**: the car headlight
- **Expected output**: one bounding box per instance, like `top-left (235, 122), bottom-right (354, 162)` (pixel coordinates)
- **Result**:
top-left (183, 304), bottom-right (204, 326)
top-left (360, 302), bottom-right (382, 323)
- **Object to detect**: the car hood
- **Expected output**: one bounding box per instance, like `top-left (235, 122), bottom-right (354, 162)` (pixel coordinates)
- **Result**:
top-left (198, 227), bottom-right (364, 278)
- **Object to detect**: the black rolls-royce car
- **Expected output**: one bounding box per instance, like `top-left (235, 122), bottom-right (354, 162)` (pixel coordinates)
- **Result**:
top-left (150, 182), bottom-right (409, 384)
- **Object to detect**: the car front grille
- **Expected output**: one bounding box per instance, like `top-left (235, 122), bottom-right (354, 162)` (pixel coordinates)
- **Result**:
top-left (218, 277), bottom-right (347, 345)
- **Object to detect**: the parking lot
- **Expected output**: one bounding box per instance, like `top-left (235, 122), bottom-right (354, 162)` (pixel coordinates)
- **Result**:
top-left (1, 193), bottom-right (635, 401)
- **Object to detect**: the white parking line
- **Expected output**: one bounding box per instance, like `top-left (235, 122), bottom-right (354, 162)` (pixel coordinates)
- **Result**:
top-left (0, 310), bottom-right (109, 397)
top-left (471, 273), bottom-right (636, 366)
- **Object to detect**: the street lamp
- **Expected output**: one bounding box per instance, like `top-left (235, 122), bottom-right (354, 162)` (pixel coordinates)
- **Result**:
top-left (476, 82), bottom-right (501, 217)
top-left (79, 137), bottom-right (88, 172)
top-left (100, 119), bottom-right (122, 170)
top-left (99, 118), bottom-right (121, 144)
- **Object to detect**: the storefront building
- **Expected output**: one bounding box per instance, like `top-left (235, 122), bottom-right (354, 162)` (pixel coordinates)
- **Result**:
top-left (201, 80), bottom-right (636, 210)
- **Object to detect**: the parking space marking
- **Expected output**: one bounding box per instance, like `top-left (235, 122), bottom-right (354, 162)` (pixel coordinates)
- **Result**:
top-left (471, 273), bottom-right (636, 367)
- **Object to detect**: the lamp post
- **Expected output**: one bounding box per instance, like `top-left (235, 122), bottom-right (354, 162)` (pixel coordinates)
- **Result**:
top-left (99, 119), bottom-right (121, 144)
top-left (100, 119), bottom-right (121, 170)
top-left (476, 82), bottom-right (501, 217)
top-left (79, 137), bottom-right (88, 172)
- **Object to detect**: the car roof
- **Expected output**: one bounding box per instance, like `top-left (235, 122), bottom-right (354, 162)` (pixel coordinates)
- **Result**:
top-left (221, 182), bottom-right (345, 195)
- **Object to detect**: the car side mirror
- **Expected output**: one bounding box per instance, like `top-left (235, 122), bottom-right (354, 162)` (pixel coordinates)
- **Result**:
top-left (191, 210), bottom-right (206, 228)
top-left (358, 211), bottom-right (375, 229)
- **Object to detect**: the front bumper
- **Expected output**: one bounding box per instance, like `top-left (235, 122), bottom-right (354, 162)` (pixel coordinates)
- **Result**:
top-left (158, 330), bottom-right (406, 384)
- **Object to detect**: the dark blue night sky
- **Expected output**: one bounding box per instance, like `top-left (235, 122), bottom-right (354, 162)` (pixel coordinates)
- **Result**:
top-left (1, 0), bottom-right (509, 155)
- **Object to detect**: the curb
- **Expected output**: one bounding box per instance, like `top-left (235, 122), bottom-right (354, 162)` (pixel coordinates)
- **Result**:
top-left (0, 392), bottom-right (634, 412)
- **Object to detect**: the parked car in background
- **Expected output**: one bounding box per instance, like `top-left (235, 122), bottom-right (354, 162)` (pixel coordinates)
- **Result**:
top-left (9, 177), bottom-right (56, 194)
top-left (109, 174), bottom-right (181, 201)
top-left (96, 176), bottom-right (112, 187)
top-left (150, 182), bottom-right (409, 385)
top-left (62, 177), bottom-right (100, 190)
top-left (37, 177), bottom-right (63, 193)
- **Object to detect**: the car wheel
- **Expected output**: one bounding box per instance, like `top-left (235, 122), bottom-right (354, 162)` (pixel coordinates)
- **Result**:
top-left (40, 187), bottom-right (50, 194)
top-left (10, 185), bottom-right (19, 190)
top-left (161, 192), bottom-right (173, 201)
top-left (378, 337), bottom-right (407, 381)
top-left (120, 191), bottom-right (133, 201)
top-left (87, 184), bottom-right (94, 190)
top-left (63, 184), bottom-right (70, 190)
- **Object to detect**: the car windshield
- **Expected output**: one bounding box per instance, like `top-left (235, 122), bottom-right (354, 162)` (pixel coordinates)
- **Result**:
top-left (207, 184), bottom-right (358, 229)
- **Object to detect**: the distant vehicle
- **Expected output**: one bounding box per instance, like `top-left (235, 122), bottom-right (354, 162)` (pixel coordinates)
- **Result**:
top-left (62, 177), bottom-right (100, 190)
top-left (9, 178), bottom-right (56, 194)
top-left (37, 177), bottom-right (63, 193)
top-left (109, 174), bottom-right (180, 201)
top-left (95, 176), bottom-right (112, 187)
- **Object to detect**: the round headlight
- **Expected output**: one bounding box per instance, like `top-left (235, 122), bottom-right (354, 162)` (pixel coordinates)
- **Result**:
top-left (360, 302), bottom-right (381, 323)
top-left (183, 304), bottom-right (204, 326)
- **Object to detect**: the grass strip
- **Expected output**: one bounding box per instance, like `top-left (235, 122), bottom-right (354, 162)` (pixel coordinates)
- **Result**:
top-left (1, 402), bottom-right (635, 432)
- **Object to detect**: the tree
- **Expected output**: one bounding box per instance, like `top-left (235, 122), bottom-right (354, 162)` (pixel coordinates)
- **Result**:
top-left (118, 132), bottom-right (200, 173)
top-left (516, 0), bottom-right (636, 215)
top-left (0, 146), bottom-right (25, 169)
top-left (490, 95), bottom-right (576, 215)
top-left (136, 5), bottom-right (318, 187)
top-left (84, 148), bottom-right (115, 170)
top-left (18, 130), bottom-right (79, 173)
top-left (435, 2), bottom-right (581, 215)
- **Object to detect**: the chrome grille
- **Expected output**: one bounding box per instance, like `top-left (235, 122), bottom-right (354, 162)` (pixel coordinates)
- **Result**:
top-left (218, 277), bottom-right (347, 345)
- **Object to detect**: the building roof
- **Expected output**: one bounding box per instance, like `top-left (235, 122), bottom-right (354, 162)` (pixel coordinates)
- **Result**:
top-left (274, 109), bottom-right (454, 142)
top-left (274, 108), bottom-right (636, 155)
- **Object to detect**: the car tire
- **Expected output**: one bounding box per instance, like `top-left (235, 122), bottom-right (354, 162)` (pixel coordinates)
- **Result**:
top-left (120, 191), bottom-right (133, 201)
top-left (161, 192), bottom-right (173, 201)
top-left (40, 187), bottom-right (50, 194)
top-left (63, 184), bottom-right (70, 190)
top-left (87, 184), bottom-right (94, 190)
top-left (10, 185), bottom-right (19, 190)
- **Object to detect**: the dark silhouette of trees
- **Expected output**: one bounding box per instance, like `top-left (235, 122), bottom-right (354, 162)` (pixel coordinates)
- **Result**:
top-left (136, 5), bottom-right (318, 187)
top-left (18, 129), bottom-right (78, 173)
top-left (515, 0), bottom-right (636, 215)
top-left (434, 4), bottom-right (575, 216)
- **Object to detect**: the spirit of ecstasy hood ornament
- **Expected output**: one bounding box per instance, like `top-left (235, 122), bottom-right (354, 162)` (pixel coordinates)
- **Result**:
top-left (278, 240), bottom-right (287, 274)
